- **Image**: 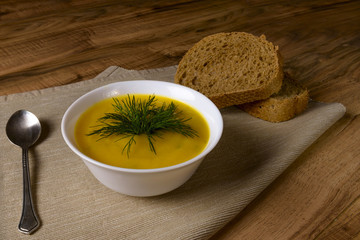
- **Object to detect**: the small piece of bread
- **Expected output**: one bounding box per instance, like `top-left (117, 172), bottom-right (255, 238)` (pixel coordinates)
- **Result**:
top-left (174, 32), bottom-right (283, 108)
top-left (238, 73), bottom-right (309, 122)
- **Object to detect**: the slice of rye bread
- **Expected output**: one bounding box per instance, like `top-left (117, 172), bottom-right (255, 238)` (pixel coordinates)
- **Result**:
top-left (174, 32), bottom-right (284, 108)
top-left (238, 73), bottom-right (309, 122)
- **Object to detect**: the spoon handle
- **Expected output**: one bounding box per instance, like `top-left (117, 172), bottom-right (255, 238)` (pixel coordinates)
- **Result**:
top-left (18, 148), bottom-right (40, 234)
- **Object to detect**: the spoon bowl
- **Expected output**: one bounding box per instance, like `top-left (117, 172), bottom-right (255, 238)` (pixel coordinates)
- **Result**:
top-left (6, 110), bottom-right (41, 148)
top-left (6, 110), bottom-right (41, 234)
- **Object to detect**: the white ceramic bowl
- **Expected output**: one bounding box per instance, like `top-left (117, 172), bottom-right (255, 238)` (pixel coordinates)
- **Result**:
top-left (61, 80), bottom-right (223, 197)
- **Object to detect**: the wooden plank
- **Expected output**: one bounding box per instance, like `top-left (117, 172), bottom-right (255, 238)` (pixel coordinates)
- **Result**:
top-left (317, 195), bottom-right (360, 240)
top-left (1, 1), bottom-right (359, 96)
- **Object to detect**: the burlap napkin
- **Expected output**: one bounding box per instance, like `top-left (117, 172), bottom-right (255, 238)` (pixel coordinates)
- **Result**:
top-left (0, 66), bottom-right (345, 240)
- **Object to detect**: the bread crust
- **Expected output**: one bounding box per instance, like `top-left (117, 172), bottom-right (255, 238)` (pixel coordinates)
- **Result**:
top-left (238, 74), bottom-right (309, 122)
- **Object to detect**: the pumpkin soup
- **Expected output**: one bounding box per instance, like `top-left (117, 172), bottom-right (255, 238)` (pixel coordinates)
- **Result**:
top-left (74, 94), bottom-right (210, 169)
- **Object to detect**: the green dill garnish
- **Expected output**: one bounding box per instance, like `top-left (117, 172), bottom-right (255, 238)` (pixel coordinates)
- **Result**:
top-left (87, 94), bottom-right (198, 157)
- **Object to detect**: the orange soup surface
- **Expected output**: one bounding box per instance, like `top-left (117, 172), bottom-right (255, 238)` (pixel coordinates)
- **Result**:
top-left (74, 94), bottom-right (210, 169)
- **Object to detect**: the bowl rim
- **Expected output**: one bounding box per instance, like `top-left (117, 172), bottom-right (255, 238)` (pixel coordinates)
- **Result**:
top-left (61, 80), bottom-right (223, 174)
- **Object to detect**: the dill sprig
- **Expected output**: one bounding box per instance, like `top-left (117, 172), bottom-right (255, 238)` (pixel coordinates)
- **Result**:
top-left (87, 94), bottom-right (198, 157)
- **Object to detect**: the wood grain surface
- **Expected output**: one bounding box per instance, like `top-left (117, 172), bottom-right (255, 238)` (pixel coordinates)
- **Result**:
top-left (1, 0), bottom-right (359, 239)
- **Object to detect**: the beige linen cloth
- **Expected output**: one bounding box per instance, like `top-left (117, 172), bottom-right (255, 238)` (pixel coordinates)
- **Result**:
top-left (0, 66), bottom-right (345, 240)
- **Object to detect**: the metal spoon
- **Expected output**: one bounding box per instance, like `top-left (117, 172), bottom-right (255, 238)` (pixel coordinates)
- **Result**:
top-left (6, 110), bottom-right (41, 234)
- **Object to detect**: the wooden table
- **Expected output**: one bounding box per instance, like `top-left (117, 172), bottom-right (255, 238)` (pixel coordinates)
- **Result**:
top-left (1, 1), bottom-right (359, 239)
